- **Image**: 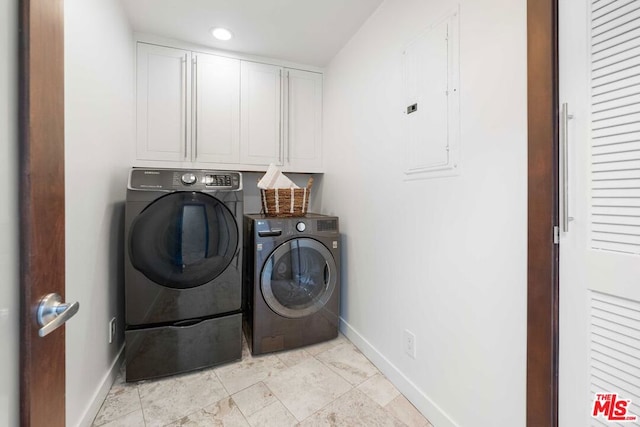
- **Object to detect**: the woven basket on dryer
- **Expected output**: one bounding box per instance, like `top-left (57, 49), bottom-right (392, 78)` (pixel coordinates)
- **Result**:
top-left (260, 177), bottom-right (313, 217)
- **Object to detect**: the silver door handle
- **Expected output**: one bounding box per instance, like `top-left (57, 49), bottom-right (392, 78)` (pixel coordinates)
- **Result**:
top-left (37, 293), bottom-right (80, 337)
top-left (560, 102), bottom-right (574, 233)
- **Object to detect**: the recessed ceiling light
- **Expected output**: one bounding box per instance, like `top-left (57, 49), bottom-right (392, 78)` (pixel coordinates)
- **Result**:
top-left (211, 27), bottom-right (233, 41)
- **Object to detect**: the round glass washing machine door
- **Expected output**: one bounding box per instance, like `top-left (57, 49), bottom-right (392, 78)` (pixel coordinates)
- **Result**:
top-left (261, 238), bottom-right (337, 318)
top-left (129, 191), bottom-right (238, 289)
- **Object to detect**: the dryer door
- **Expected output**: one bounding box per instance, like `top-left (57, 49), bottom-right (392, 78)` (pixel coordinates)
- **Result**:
top-left (129, 192), bottom-right (238, 289)
top-left (261, 238), bottom-right (337, 318)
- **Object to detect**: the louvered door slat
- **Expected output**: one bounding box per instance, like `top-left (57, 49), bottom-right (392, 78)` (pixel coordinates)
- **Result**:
top-left (593, 28), bottom-right (640, 59)
top-left (593, 132), bottom-right (640, 147)
top-left (592, 74), bottom-right (640, 96)
top-left (593, 50), bottom-right (640, 80)
top-left (591, 0), bottom-right (640, 254)
top-left (592, 186), bottom-right (640, 197)
top-left (592, 139), bottom-right (640, 152)
top-left (593, 2), bottom-right (640, 32)
top-left (589, 292), bottom-right (640, 422)
top-left (592, 158), bottom-right (640, 172)
top-left (592, 149), bottom-right (640, 163)
top-left (592, 206), bottom-right (640, 218)
top-left (592, 61), bottom-right (640, 88)
top-left (593, 101), bottom-right (640, 120)
top-left (592, 228), bottom-right (640, 246)
top-left (592, 215), bottom-right (640, 228)
top-left (592, 113), bottom-right (640, 131)
top-left (592, 178), bottom-right (640, 189)
top-left (593, 0), bottom-right (636, 20)
top-left (592, 341), bottom-right (640, 371)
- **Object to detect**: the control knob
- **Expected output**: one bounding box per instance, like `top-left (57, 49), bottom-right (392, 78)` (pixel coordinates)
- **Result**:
top-left (181, 173), bottom-right (197, 185)
top-left (296, 222), bottom-right (306, 232)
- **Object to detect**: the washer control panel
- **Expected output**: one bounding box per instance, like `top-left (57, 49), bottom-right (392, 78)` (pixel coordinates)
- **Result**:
top-left (129, 168), bottom-right (242, 191)
top-left (251, 214), bottom-right (340, 239)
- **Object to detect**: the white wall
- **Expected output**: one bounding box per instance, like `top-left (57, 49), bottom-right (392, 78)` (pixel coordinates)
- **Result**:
top-left (320, 1), bottom-right (527, 426)
top-left (64, 0), bottom-right (135, 425)
top-left (0, 0), bottom-right (19, 425)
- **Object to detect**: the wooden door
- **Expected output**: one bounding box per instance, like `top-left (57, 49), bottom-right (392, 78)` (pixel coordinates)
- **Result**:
top-left (526, 0), bottom-right (559, 424)
top-left (19, 0), bottom-right (68, 425)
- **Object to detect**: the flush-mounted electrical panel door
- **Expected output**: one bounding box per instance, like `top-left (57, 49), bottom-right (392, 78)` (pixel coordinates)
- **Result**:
top-left (403, 10), bottom-right (459, 179)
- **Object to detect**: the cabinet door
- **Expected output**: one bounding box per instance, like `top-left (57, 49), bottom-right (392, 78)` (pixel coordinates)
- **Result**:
top-left (136, 43), bottom-right (191, 161)
top-left (285, 69), bottom-right (323, 171)
top-left (240, 61), bottom-right (283, 166)
top-left (193, 53), bottom-right (240, 163)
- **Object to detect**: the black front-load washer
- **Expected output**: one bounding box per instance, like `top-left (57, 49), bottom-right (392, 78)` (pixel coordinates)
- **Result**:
top-left (124, 168), bottom-right (243, 381)
top-left (243, 213), bottom-right (341, 355)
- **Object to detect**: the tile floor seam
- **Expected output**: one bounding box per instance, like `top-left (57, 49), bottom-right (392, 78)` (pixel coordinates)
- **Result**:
top-left (228, 395), bottom-right (255, 426)
top-left (293, 379), bottom-right (355, 424)
top-left (135, 384), bottom-right (147, 427)
top-left (102, 404), bottom-right (140, 425)
top-left (260, 380), bottom-right (300, 421)
top-left (213, 368), bottom-right (233, 398)
top-left (94, 335), bottom-right (432, 427)
top-left (229, 396), bottom-right (258, 426)
top-left (91, 381), bottom-right (143, 426)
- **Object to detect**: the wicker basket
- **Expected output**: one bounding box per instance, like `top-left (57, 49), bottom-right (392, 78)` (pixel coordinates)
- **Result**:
top-left (260, 177), bottom-right (313, 217)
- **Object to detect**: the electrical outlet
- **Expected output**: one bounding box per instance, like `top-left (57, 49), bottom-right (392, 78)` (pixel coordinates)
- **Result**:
top-left (404, 329), bottom-right (416, 359)
top-left (109, 317), bottom-right (116, 344)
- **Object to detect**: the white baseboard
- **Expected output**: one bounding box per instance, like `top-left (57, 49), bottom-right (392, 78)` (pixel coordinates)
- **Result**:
top-left (76, 345), bottom-right (125, 427)
top-left (339, 319), bottom-right (460, 427)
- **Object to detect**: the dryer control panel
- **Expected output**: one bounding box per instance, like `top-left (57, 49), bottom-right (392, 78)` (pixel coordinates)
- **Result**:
top-left (129, 168), bottom-right (242, 192)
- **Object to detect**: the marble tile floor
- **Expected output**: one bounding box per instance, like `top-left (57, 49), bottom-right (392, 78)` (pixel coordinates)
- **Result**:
top-left (92, 334), bottom-right (433, 427)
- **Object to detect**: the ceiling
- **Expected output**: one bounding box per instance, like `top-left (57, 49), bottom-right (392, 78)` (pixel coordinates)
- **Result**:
top-left (119, 0), bottom-right (384, 67)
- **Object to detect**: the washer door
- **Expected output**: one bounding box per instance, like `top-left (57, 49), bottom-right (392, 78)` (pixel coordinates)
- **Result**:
top-left (261, 238), bottom-right (337, 318)
top-left (129, 192), bottom-right (238, 289)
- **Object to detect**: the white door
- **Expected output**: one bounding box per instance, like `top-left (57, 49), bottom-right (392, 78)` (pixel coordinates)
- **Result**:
top-left (559, 0), bottom-right (640, 425)
top-left (240, 61), bottom-right (283, 166)
top-left (136, 43), bottom-right (192, 161)
top-left (284, 69), bottom-right (323, 172)
top-left (193, 53), bottom-right (240, 164)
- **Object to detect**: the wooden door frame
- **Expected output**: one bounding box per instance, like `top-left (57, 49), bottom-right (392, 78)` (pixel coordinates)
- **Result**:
top-left (527, 0), bottom-right (559, 425)
top-left (14, 0), bottom-right (559, 425)
top-left (19, 0), bottom-right (66, 425)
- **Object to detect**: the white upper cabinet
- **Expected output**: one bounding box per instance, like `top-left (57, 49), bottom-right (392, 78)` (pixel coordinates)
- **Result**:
top-left (240, 61), bottom-right (283, 166)
top-left (285, 69), bottom-right (323, 172)
top-left (136, 43), bottom-right (191, 161)
top-left (135, 42), bottom-right (323, 172)
top-left (193, 53), bottom-right (240, 164)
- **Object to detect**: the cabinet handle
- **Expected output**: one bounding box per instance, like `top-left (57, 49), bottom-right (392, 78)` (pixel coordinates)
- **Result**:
top-left (286, 70), bottom-right (290, 163)
top-left (279, 69), bottom-right (283, 164)
top-left (183, 53), bottom-right (188, 159)
top-left (193, 56), bottom-right (198, 160)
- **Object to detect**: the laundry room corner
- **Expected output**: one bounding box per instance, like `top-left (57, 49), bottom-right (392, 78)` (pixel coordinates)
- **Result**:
top-left (64, 0), bottom-right (135, 425)
top-left (319, 0), bottom-right (528, 426)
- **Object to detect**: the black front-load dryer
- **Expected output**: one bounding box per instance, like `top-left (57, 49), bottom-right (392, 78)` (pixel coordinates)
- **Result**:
top-left (244, 213), bottom-right (340, 355)
top-left (124, 168), bottom-right (243, 381)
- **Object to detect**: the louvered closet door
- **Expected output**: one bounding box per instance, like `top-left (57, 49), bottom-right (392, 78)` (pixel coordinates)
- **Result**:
top-left (559, 0), bottom-right (640, 425)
